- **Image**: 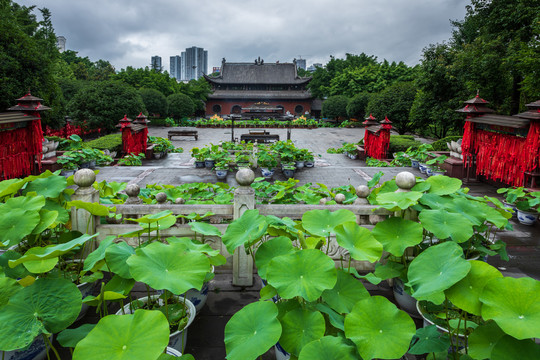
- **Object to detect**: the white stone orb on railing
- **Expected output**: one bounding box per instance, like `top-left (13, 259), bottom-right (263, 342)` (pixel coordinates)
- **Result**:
top-left (236, 168), bottom-right (255, 186)
top-left (395, 171), bottom-right (416, 191)
top-left (73, 169), bottom-right (95, 188)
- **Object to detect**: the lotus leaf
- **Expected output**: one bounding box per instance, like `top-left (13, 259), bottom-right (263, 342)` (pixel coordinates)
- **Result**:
top-left (127, 210), bottom-right (173, 223)
top-left (314, 303), bottom-right (345, 331)
top-left (127, 241), bottom-right (211, 294)
top-left (0, 276), bottom-right (21, 307)
top-left (0, 278), bottom-right (82, 351)
top-left (73, 310), bottom-right (170, 360)
top-left (222, 209), bottom-right (268, 253)
top-left (22, 256), bottom-right (59, 273)
top-left (31, 209), bottom-right (59, 235)
top-left (490, 335), bottom-right (540, 359)
top-left (444, 197), bottom-right (508, 229)
top-left (188, 222), bottom-right (222, 237)
top-left (411, 181), bottom-right (431, 192)
top-left (44, 199), bottom-right (70, 224)
top-left (298, 335), bottom-right (358, 360)
top-left (426, 175), bottom-right (462, 195)
top-left (321, 269), bottom-right (370, 314)
top-left (344, 296), bottom-right (415, 360)
top-left (57, 323), bottom-right (96, 348)
top-left (83, 292), bottom-right (127, 306)
top-left (103, 274), bottom-right (135, 295)
top-left (418, 193), bottom-right (454, 209)
top-left (259, 283), bottom-right (277, 301)
top-left (23, 174), bottom-right (67, 198)
top-left (105, 242), bottom-right (136, 279)
top-left (224, 301), bottom-right (281, 360)
top-left (83, 236), bottom-right (117, 271)
top-left (165, 237), bottom-right (225, 266)
top-left (3, 193), bottom-right (45, 212)
top-left (0, 251), bottom-right (29, 280)
top-left (254, 236), bottom-right (295, 279)
top-left (375, 191), bottom-right (423, 212)
top-left (480, 276), bottom-right (540, 340)
top-left (445, 260), bottom-right (502, 316)
top-left (334, 221), bottom-right (382, 262)
top-left (0, 178), bottom-right (26, 198)
top-left (68, 200), bottom-right (111, 216)
top-left (408, 325), bottom-right (450, 355)
top-left (419, 209), bottom-right (475, 243)
top-left (280, 307), bottom-right (326, 356)
top-left (266, 249), bottom-right (337, 302)
top-left (0, 208), bottom-right (41, 247)
top-left (301, 209), bottom-right (356, 237)
top-left (468, 321), bottom-right (506, 359)
top-left (372, 217), bottom-right (423, 257)
top-left (407, 242), bottom-right (471, 304)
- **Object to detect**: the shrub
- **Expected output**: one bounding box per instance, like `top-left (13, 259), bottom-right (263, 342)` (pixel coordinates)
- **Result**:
top-left (346, 92), bottom-right (370, 119)
top-left (167, 93), bottom-right (194, 119)
top-left (85, 134), bottom-right (123, 153)
top-left (139, 88), bottom-right (168, 117)
top-left (322, 95), bottom-right (349, 121)
top-left (431, 135), bottom-right (462, 151)
top-left (388, 135), bottom-right (422, 153)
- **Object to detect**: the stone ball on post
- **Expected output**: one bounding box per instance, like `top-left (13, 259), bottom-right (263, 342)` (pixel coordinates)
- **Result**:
top-left (356, 185), bottom-right (370, 198)
top-left (395, 171), bottom-right (416, 191)
top-left (73, 169), bottom-right (96, 187)
top-left (155, 192), bottom-right (168, 204)
top-left (236, 168), bottom-right (255, 186)
top-left (125, 184), bottom-right (140, 197)
top-left (335, 193), bottom-right (346, 204)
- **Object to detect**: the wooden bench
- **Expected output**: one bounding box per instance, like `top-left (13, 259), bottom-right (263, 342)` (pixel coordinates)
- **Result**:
top-left (240, 133), bottom-right (280, 143)
top-left (168, 130), bottom-right (198, 140)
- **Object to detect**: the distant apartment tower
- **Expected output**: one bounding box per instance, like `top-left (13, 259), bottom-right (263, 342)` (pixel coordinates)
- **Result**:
top-left (295, 58), bottom-right (306, 71)
top-left (151, 56), bottom-right (162, 71)
top-left (307, 63), bottom-right (322, 72)
top-left (56, 36), bottom-right (66, 53)
top-left (182, 47), bottom-right (208, 80)
top-left (170, 55), bottom-right (182, 80)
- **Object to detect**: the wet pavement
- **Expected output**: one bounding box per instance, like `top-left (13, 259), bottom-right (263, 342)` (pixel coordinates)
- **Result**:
top-left (85, 126), bottom-right (539, 359)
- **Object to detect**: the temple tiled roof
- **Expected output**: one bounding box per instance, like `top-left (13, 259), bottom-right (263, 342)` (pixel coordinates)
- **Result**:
top-left (208, 90), bottom-right (313, 100)
top-left (205, 61), bottom-right (311, 85)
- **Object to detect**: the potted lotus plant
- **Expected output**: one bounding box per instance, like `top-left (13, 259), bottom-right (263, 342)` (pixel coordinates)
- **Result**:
top-left (497, 187), bottom-right (539, 225)
top-left (257, 150), bottom-right (278, 179)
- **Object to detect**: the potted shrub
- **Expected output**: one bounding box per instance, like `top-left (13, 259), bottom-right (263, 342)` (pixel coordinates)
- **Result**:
top-left (426, 154), bottom-right (448, 176)
top-left (214, 161), bottom-right (229, 180)
top-left (190, 147), bottom-right (206, 168)
top-left (235, 153), bottom-right (251, 169)
top-left (282, 163), bottom-right (296, 179)
top-left (257, 150), bottom-right (278, 179)
top-left (497, 187), bottom-right (539, 224)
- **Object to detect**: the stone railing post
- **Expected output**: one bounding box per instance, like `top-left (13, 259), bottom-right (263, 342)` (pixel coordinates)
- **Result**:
top-left (354, 185), bottom-right (371, 224)
top-left (71, 169), bottom-right (99, 255)
top-left (394, 171), bottom-right (417, 220)
top-left (232, 168), bottom-right (256, 286)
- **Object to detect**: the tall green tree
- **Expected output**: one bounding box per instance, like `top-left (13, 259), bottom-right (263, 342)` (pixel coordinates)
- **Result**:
top-left (139, 88), bottom-right (168, 117)
top-left (167, 93), bottom-right (194, 120)
top-left (322, 95), bottom-right (349, 121)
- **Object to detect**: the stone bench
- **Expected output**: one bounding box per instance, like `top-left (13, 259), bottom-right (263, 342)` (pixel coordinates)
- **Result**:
top-left (168, 130), bottom-right (198, 140)
top-left (240, 133), bottom-right (280, 143)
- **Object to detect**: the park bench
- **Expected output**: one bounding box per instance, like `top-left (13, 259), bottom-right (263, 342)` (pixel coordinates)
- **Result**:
top-left (168, 130), bottom-right (198, 140)
top-left (240, 132), bottom-right (280, 143)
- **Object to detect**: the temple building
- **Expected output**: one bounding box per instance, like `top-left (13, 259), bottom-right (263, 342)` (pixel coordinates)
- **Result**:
top-left (204, 58), bottom-right (316, 118)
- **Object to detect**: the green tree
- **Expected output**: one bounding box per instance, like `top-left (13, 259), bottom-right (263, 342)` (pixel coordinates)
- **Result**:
top-left (67, 81), bottom-right (145, 133)
top-left (346, 93), bottom-right (371, 119)
top-left (322, 95), bottom-right (349, 121)
top-left (139, 88), bottom-right (168, 117)
top-left (365, 82), bottom-right (417, 135)
top-left (167, 93), bottom-right (194, 119)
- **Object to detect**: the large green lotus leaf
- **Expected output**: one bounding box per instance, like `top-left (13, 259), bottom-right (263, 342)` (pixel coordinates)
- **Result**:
top-left (254, 236), bottom-right (295, 279)
top-left (344, 296), bottom-right (415, 360)
top-left (43, 199), bottom-right (70, 224)
top-left (445, 261), bottom-right (503, 316)
top-left (105, 242), bottom-right (136, 279)
top-left (419, 209), bottom-right (475, 243)
top-left (321, 269), bottom-right (370, 314)
top-left (298, 336), bottom-right (358, 360)
top-left (83, 292), bottom-right (127, 306)
top-left (166, 237), bottom-right (225, 266)
top-left (468, 321), bottom-right (505, 360)
top-left (372, 217), bottom-right (423, 257)
top-left (0, 178), bottom-right (26, 198)
top-left (57, 323), bottom-right (97, 348)
top-left (68, 200), bottom-right (111, 216)
top-left (84, 236), bottom-right (117, 271)
top-left (31, 209), bottom-right (59, 235)
top-left (4, 193), bottom-right (45, 212)
top-left (222, 209), bottom-right (268, 253)
top-left (280, 308), bottom-right (325, 356)
top-left (266, 249), bottom-right (337, 302)
top-left (375, 191), bottom-right (423, 212)
top-left (126, 210), bottom-right (173, 223)
top-left (0, 251), bottom-right (30, 280)
top-left (411, 180), bottom-right (431, 193)
top-left (127, 241), bottom-right (211, 294)
top-left (301, 209), bottom-right (357, 237)
top-left (408, 325), bottom-right (450, 355)
top-left (9, 233), bottom-right (98, 267)
top-left (444, 197), bottom-right (508, 229)
top-left (490, 335), bottom-right (540, 360)
top-left (189, 221), bottom-right (222, 237)
top-left (0, 276), bottom-right (22, 307)
top-left (0, 208), bottom-right (41, 247)
top-left (73, 310), bottom-right (170, 360)
top-left (141, 215), bottom-right (177, 232)
top-left (0, 277), bottom-right (81, 351)
top-left (418, 193), bottom-right (454, 210)
top-left (426, 175), bottom-right (462, 195)
top-left (23, 175), bottom-right (67, 199)
top-left (23, 256), bottom-right (59, 273)
top-left (224, 301), bottom-right (281, 360)
top-left (407, 242), bottom-right (471, 304)
top-left (103, 274), bottom-right (135, 295)
top-left (314, 303), bottom-right (345, 331)
top-left (334, 222), bottom-right (382, 263)
top-left (480, 276), bottom-right (540, 340)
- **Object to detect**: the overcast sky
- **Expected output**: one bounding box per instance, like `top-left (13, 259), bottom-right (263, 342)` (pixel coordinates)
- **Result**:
top-left (19, 0), bottom-right (469, 72)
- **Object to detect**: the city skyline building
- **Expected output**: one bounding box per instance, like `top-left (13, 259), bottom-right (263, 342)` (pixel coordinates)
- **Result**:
top-left (151, 56), bottom-right (162, 71)
top-left (170, 55), bottom-right (182, 80)
top-left (295, 58), bottom-right (306, 71)
top-left (182, 46), bottom-right (208, 81)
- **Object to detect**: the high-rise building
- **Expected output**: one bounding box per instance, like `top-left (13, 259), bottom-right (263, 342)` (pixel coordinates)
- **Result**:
top-left (56, 36), bottom-right (66, 53)
top-left (170, 55), bottom-right (182, 80)
top-left (295, 58), bottom-right (306, 71)
top-left (182, 47), bottom-right (208, 80)
top-left (151, 56), bottom-right (162, 71)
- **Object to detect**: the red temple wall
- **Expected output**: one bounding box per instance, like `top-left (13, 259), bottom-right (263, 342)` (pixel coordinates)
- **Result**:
top-left (205, 99), bottom-right (313, 116)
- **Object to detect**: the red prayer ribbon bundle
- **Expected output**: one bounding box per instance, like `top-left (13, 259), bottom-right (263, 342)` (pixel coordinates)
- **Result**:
top-left (364, 129), bottom-right (391, 160)
top-left (0, 119), bottom-right (43, 179)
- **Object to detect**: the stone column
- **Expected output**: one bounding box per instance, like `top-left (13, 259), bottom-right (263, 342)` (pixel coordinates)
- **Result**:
top-left (394, 171), bottom-right (417, 221)
top-left (232, 168), bottom-right (255, 286)
top-left (71, 169), bottom-right (99, 255)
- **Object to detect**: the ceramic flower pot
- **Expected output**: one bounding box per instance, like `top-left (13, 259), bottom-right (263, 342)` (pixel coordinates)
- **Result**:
top-left (204, 159), bottom-right (215, 168)
top-left (261, 168), bottom-right (275, 179)
top-left (304, 161), bottom-right (314, 168)
top-left (418, 163), bottom-right (427, 174)
top-left (183, 266), bottom-right (214, 313)
top-left (1, 335), bottom-right (52, 360)
top-left (410, 159), bottom-right (419, 168)
top-left (516, 209), bottom-right (538, 225)
top-left (215, 169), bottom-right (228, 180)
top-left (392, 278), bottom-right (420, 318)
top-left (195, 161), bottom-right (205, 168)
top-left (426, 167), bottom-right (434, 177)
top-left (283, 169), bottom-right (295, 179)
top-left (295, 161), bottom-right (305, 169)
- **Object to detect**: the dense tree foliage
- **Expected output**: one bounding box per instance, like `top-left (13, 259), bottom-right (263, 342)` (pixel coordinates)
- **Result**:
top-left (139, 88), bottom-right (168, 117)
top-left (167, 93), bottom-right (194, 119)
top-left (322, 95), bottom-right (349, 121)
top-left (67, 81), bottom-right (145, 133)
top-left (365, 82), bottom-right (417, 135)
top-left (346, 93), bottom-right (371, 119)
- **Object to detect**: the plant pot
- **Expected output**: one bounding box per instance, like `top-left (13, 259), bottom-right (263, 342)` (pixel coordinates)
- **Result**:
top-left (295, 160), bottom-right (305, 169)
top-left (183, 266), bottom-right (214, 313)
top-left (516, 209), bottom-right (538, 225)
top-left (433, 169), bottom-right (446, 176)
top-left (261, 168), bottom-right (275, 179)
top-left (117, 295), bottom-right (196, 354)
top-left (416, 301), bottom-right (467, 350)
top-left (503, 201), bottom-right (516, 217)
top-left (410, 159), bottom-right (419, 168)
top-left (426, 167), bottom-right (434, 177)
top-left (392, 278), bottom-right (420, 318)
top-left (237, 162), bottom-right (250, 169)
top-left (154, 152), bottom-right (162, 159)
top-left (60, 169), bottom-right (76, 177)
top-left (348, 153), bottom-right (358, 160)
top-left (80, 160), bottom-right (96, 169)
top-left (195, 160), bottom-right (205, 168)
top-left (204, 159), bottom-right (215, 168)
top-left (76, 281), bottom-right (96, 321)
top-left (304, 161), bottom-right (314, 168)
top-left (1, 335), bottom-right (52, 360)
top-left (283, 169), bottom-right (295, 179)
top-left (418, 163), bottom-right (427, 174)
top-left (215, 169), bottom-right (228, 180)
top-left (166, 347), bottom-right (182, 357)
top-left (274, 342), bottom-right (290, 360)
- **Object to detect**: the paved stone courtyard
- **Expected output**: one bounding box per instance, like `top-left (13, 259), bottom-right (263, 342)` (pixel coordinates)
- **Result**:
top-left (84, 126), bottom-right (539, 360)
